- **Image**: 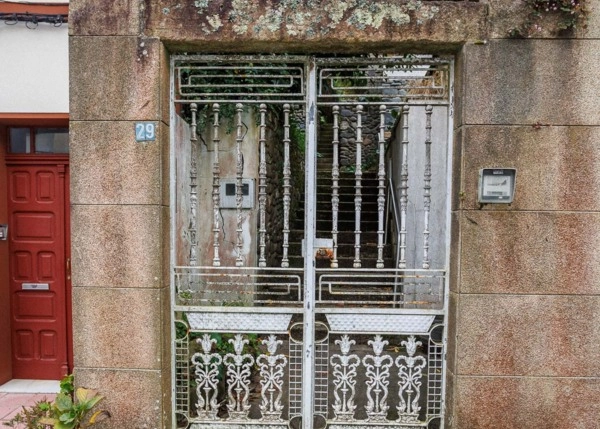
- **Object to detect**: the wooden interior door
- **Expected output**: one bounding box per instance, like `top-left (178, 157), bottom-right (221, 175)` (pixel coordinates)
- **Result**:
top-left (7, 161), bottom-right (69, 379)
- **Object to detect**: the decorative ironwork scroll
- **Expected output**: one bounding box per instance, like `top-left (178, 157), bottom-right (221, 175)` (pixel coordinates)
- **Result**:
top-left (256, 335), bottom-right (287, 421)
top-left (330, 335), bottom-right (360, 421)
top-left (396, 336), bottom-right (427, 423)
top-left (191, 334), bottom-right (222, 420)
top-left (223, 335), bottom-right (255, 420)
top-left (363, 335), bottom-right (394, 422)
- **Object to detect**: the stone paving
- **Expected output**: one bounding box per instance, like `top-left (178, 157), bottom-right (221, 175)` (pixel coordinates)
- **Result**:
top-left (0, 392), bottom-right (56, 426)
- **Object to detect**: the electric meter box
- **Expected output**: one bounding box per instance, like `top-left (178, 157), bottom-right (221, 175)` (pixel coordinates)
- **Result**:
top-left (478, 168), bottom-right (516, 204)
top-left (220, 179), bottom-right (255, 209)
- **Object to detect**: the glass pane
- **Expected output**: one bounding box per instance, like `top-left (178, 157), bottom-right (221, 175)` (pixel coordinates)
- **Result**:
top-left (9, 128), bottom-right (31, 153)
top-left (35, 128), bottom-right (69, 154)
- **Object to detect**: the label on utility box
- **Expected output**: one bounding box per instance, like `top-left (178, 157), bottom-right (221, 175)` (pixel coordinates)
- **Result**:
top-left (478, 168), bottom-right (516, 204)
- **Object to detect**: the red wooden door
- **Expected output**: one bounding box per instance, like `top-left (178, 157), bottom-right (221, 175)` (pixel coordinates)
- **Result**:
top-left (7, 161), bottom-right (69, 379)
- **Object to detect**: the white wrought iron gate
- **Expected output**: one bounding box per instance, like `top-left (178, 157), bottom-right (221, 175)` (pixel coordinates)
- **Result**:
top-left (170, 55), bottom-right (453, 429)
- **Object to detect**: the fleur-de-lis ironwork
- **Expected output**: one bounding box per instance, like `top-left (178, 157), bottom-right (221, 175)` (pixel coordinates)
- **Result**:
top-left (223, 334), bottom-right (255, 420)
top-left (256, 335), bottom-right (287, 421)
top-left (330, 335), bottom-right (360, 421)
top-left (363, 335), bottom-right (394, 422)
top-left (191, 334), bottom-right (222, 420)
top-left (396, 335), bottom-right (427, 423)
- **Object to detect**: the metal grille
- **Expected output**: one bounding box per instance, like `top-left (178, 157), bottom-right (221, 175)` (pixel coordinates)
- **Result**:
top-left (317, 57), bottom-right (450, 105)
top-left (171, 54), bottom-right (452, 429)
top-left (427, 325), bottom-right (445, 418)
top-left (289, 336), bottom-right (303, 418)
top-left (174, 56), bottom-right (306, 104)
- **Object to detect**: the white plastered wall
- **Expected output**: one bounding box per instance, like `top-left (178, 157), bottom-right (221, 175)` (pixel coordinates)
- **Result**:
top-left (0, 22), bottom-right (68, 113)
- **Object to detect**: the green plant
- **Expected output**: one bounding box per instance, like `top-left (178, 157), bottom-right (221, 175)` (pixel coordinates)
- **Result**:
top-left (3, 375), bottom-right (110, 429)
top-left (509, 0), bottom-right (587, 37)
top-left (3, 399), bottom-right (52, 428)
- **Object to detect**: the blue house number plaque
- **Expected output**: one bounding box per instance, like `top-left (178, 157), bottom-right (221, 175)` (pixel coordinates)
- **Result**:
top-left (135, 122), bottom-right (157, 142)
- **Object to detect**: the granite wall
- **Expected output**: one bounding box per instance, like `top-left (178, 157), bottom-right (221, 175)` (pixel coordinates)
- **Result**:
top-left (69, 0), bottom-right (600, 427)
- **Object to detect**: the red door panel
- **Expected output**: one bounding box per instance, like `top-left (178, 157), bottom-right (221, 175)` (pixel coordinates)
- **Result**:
top-left (8, 163), bottom-right (68, 379)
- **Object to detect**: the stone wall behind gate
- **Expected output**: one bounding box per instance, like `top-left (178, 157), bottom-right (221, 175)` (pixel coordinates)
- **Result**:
top-left (69, 0), bottom-right (600, 427)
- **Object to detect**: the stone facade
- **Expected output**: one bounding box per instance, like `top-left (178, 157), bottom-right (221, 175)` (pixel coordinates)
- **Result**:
top-left (69, 0), bottom-right (600, 428)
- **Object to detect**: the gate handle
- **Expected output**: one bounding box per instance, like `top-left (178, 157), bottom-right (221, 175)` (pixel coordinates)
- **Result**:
top-left (66, 258), bottom-right (71, 280)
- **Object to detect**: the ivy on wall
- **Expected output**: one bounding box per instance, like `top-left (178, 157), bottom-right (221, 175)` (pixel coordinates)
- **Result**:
top-left (510, 0), bottom-right (588, 37)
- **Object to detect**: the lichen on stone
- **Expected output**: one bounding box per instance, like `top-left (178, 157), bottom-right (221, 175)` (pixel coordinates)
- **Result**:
top-left (189, 0), bottom-right (440, 36)
top-left (207, 14), bottom-right (223, 31)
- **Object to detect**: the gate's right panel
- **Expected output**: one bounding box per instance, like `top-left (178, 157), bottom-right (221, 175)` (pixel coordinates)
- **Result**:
top-left (312, 57), bottom-right (453, 429)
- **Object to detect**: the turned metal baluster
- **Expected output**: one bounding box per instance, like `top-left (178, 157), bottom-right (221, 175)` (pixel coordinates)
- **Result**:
top-left (423, 105), bottom-right (433, 269)
top-left (212, 104), bottom-right (221, 267)
top-left (399, 106), bottom-right (409, 269)
top-left (235, 103), bottom-right (244, 267)
top-left (376, 105), bottom-right (387, 269)
top-left (331, 105), bottom-right (340, 268)
top-left (353, 105), bottom-right (364, 268)
top-left (281, 104), bottom-right (291, 268)
top-left (258, 104), bottom-right (267, 267)
top-left (189, 103), bottom-right (199, 267)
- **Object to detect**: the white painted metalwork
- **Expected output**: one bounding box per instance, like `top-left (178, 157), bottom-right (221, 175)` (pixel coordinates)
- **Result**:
top-left (224, 335), bottom-right (255, 420)
top-left (422, 105), bottom-right (433, 269)
top-left (302, 58), bottom-right (318, 429)
top-left (363, 335), bottom-right (393, 422)
top-left (257, 336), bottom-right (287, 421)
top-left (189, 103), bottom-right (199, 268)
top-left (396, 336), bottom-right (427, 423)
top-left (376, 105), bottom-right (387, 269)
top-left (331, 105), bottom-right (340, 269)
top-left (353, 105), bottom-right (363, 269)
top-left (399, 106), bottom-right (410, 270)
top-left (171, 54), bottom-right (453, 429)
top-left (191, 334), bottom-right (221, 420)
top-left (212, 104), bottom-right (221, 267)
top-left (235, 103), bottom-right (245, 267)
top-left (281, 104), bottom-right (291, 268)
top-left (258, 104), bottom-right (267, 267)
top-left (330, 335), bottom-right (360, 421)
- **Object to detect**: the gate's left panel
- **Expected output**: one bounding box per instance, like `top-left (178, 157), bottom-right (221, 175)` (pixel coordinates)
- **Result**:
top-left (171, 56), bottom-right (308, 429)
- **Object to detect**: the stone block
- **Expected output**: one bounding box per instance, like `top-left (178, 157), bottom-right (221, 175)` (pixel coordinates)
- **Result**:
top-left (449, 213), bottom-right (461, 294)
top-left (70, 121), bottom-right (163, 205)
top-left (70, 36), bottom-right (161, 121)
top-left (71, 205), bottom-right (162, 288)
top-left (149, 0), bottom-right (486, 52)
top-left (461, 126), bottom-right (600, 211)
top-left (159, 43), bottom-right (171, 126)
top-left (161, 123), bottom-right (170, 207)
top-left (460, 211), bottom-right (600, 295)
top-left (463, 40), bottom-right (600, 126)
top-left (73, 288), bottom-right (162, 369)
top-left (456, 294), bottom-right (600, 377)
top-left (75, 368), bottom-right (165, 429)
top-left (455, 376), bottom-right (600, 429)
top-left (69, 0), bottom-right (141, 36)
